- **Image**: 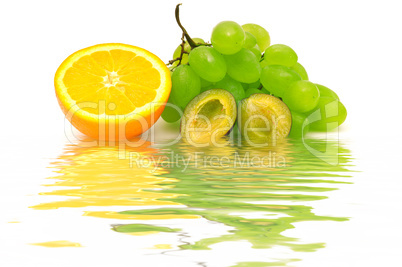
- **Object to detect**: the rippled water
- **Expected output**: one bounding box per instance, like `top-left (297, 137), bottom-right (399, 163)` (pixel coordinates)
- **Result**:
top-left (30, 137), bottom-right (353, 266)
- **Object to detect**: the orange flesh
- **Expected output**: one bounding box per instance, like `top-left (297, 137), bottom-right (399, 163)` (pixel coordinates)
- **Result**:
top-left (63, 50), bottom-right (160, 115)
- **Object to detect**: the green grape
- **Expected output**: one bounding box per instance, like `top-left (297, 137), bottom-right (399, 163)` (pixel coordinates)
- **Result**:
top-left (245, 88), bottom-right (263, 98)
top-left (224, 48), bottom-right (261, 83)
top-left (172, 46), bottom-right (189, 67)
top-left (291, 62), bottom-right (309, 80)
top-left (211, 21), bottom-right (245, 55)
top-left (200, 77), bottom-right (212, 88)
top-left (316, 84), bottom-right (339, 100)
top-left (260, 59), bottom-right (269, 68)
top-left (282, 80), bottom-right (319, 113)
top-left (249, 44), bottom-right (261, 60)
top-left (289, 111), bottom-right (310, 138)
top-left (261, 87), bottom-right (271, 94)
top-left (191, 38), bottom-right (205, 45)
top-left (260, 65), bottom-right (301, 97)
top-left (242, 80), bottom-right (261, 90)
top-left (243, 32), bottom-right (257, 49)
top-left (308, 97), bottom-right (347, 132)
top-left (242, 23), bottom-right (271, 51)
top-left (200, 84), bottom-right (215, 93)
top-left (171, 65), bottom-right (201, 109)
top-left (172, 38), bottom-right (205, 66)
top-left (161, 96), bottom-right (183, 123)
top-left (215, 75), bottom-right (245, 103)
top-left (249, 80), bottom-right (261, 88)
top-left (188, 46), bottom-right (227, 82)
top-left (264, 44), bottom-right (298, 67)
top-left (241, 82), bottom-right (248, 90)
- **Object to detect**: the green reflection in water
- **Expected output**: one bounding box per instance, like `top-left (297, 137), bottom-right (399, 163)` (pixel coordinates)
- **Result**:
top-left (232, 260), bottom-right (300, 267)
top-left (118, 138), bottom-right (353, 252)
top-left (113, 224), bottom-right (180, 234)
top-left (33, 136), bottom-right (353, 266)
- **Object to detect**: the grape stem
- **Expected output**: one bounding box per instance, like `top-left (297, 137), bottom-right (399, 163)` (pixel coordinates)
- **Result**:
top-left (166, 33), bottom-right (187, 68)
top-left (167, 50), bottom-right (189, 65)
top-left (178, 32), bottom-right (186, 64)
top-left (260, 53), bottom-right (265, 62)
top-left (167, 57), bottom-right (181, 65)
top-left (167, 4), bottom-right (210, 68)
top-left (175, 3), bottom-right (198, 49)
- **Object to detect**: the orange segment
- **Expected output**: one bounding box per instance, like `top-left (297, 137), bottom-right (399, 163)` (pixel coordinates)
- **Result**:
top-left (73, 55), bottom-right (107, 76)
top-left (63, 67), bottom-right (104, 87)
top-left (109, 49), bottom-right (137, 71)
top-left (67, 83), bottom-right (103, 101)
top-left (54, 43), bottom-right (171, 140)
top-left (105, 86), bottom-right (136, 115)
top-left (90, 51), bottom-right (114, 72)
top-left (117, 56), bottom-right (153, 76)
top-left (119, 67), bottom-right (161, 89)
top-left (118, 83), bottom-right (157, 108)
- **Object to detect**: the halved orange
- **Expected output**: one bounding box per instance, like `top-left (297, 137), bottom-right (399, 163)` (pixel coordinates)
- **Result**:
top-left (54, 43), bottom-right (171, 140)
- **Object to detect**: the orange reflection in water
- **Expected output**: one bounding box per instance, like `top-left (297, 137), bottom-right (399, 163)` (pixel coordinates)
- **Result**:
top-left (30, 240), bottom-right (82, 248)
top-left (30, 139), bottom-right (199, 220)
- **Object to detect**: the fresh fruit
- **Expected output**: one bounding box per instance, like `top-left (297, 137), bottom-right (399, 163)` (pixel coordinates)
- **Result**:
top-left (291, 62), bottom-right (309, 80)
top-left (238, 94), bottom-right (291, 142)
top-left (161, 96), bottom-right (182, 123)
top-left (261, 87), bottom-right (271, 94)
top-left (181, 89), bottom-right (237, 145)
top-left (188, 46), bottom-right (227, 82)
top-left (282, 80), bottom-right (320, 113)
top-left (240, 83), bottom-right (248, 90)
top-left (200, 77), bottom-right (212, 88)
top-left (215, 75), bottom-right (245, 103)
top-left (211, 21), bottom-right (245, 55)
top-left (316, 84), bottom-right (339, 100)
top-left (249, 44), bottom-right (262, 60)
top-left (242, 23), bottom-right (271, 51)
top-left (200, 84), bottom-right (214, 93)
top-left (54, 43), bottom-right (171, 140)
top-left (172, 38), bottom-right (205, 66)
top-left (171, 64), bottom-right (201, 109)
top-left (243, 80), bottom-right (261, 90)
top-left (224, 48), bottom-right (261, 83)
top-left (264, 44), bottom-right (298, 67)
top-left (289, 111), bottom-right (310, 138)
top-left (242, 31), bottom-right (262, 60)
top-left (308, 97), bottom-right (347, 131)
top-left (260, 59), bottom-right (269, 69)
top-left (243, 32), bottom-right (257, 49)
top-left (260, 65), bottom-right (301, 97)
top-left (245, 88), bottom-right (262, 98)
top-left (165, 4), bottom-right (347, 136)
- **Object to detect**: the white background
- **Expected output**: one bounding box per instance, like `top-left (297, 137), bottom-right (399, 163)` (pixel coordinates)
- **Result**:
top-left (1, 0), bottom-right (402, 266)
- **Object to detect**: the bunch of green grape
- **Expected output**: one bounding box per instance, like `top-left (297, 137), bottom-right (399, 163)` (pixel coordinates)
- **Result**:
top-left (162, 18), bottom-right (347, 137)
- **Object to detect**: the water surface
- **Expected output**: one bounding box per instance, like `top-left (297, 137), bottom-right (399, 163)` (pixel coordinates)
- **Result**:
top-left (31, 137), bottom-right (353, 266)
